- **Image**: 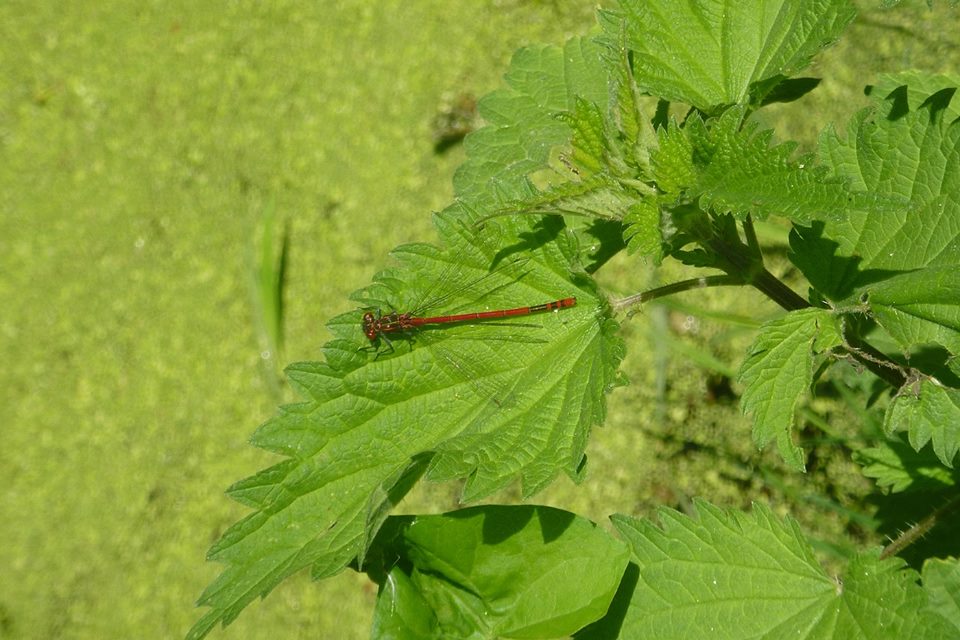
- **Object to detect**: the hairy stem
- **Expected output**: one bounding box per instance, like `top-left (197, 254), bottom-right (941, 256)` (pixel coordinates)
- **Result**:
top-left (611, 274), bottom-right (743, 313)
top-left (880, 492), bottom-right (960, 560)
top-left (840, 332), bottom-right (909, 389)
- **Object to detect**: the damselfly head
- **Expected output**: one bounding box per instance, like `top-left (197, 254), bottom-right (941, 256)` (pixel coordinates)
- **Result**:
top-left (362, 311), bottom-right (379, 341)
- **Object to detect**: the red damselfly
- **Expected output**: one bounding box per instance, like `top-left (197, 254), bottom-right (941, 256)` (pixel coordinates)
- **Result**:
top-left (356, 249), bottom-right (579, 414)
top-left (362, 297), bottom-right (577, 344)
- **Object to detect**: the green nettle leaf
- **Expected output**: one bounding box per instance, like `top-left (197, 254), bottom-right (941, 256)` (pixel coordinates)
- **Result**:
top-left (454, 38), bottom-right (610, 207)
top-left (560, 96), bottom-right (616, 176)
top-left (922, 557), bottom-right (960, 633)
top-left (885, 380), bottom-right (960, 468)
top-left (596, 501), bottom-right (952, 639)
top-left (866, 266), bottom-right (960, 355)
top-left (738, 307), bottom-right (841, 469)
top-left (856, 438), bottom-right (958, 493)
top-left (502, 174), bottom-right (639, 223)
top-left (867, 71), bottom-right (960, 122)
top-left (623, 198), bottom-right (663, 260)
top-left (605, 27), bottom-right (658, 174)
top-left (186, 210), bottom-right (624, 639)
top-left (815, 85), bottom-right (960, 294)
top-left (466, 61), bottom-right (652, 229)
top-left (649, 117), bottom-right (696, 195)
top-left (370, 506), bottom-right (630, 639)
top-left (651, 107), bottom-right (892, 224)
top-left (597, 0), bottom-right (856, 111)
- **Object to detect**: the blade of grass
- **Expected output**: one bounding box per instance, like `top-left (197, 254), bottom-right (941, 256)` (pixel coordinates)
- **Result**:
top-left (248, 196), bottom-right (289, 399)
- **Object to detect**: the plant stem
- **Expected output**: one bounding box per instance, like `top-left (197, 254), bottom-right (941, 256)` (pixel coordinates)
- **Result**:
top-left (697, 215), bottom-right (809, 311)
top-left (748, 267), bottom-right (810, 311)
top-left (706, 218), bottom-right (908, 388)
top-left (612, 274), bottom-right (742, 313)
top-left (880, 492), bottom-right (960, 560)
top-left (840, 332), bottom-right (909, 389)
top-left (619, 213), bottom-right (907, 388)
top-left (742, 215), bottom-right (763, 260)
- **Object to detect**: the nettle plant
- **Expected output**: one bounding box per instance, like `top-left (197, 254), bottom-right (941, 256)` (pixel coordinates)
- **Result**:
top-left (189, 2), bottom-right (960, 639)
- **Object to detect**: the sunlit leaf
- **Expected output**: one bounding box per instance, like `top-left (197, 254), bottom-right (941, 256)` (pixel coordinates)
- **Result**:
top-left (597, 0), bottom-right (856, 111)
top-left (885, 380), bottom-right (960, 468)
top-left (584, 500), bottom-right (953, 639)
top-left (454, 39), bottom-right (609, 207)
top-left (738, 307), bottom-right (841, 469)
top-left (922, 557), bottom-right (960, 634)
top-left (369, 506), bottom-right (629, 639)
top-left (652, 107), bottom-right (896, 224)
